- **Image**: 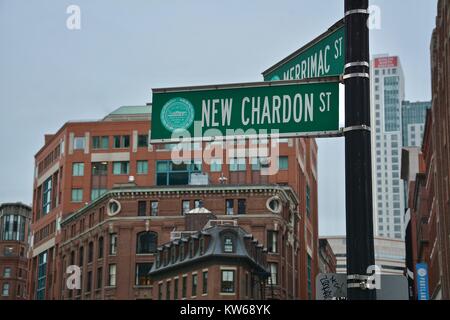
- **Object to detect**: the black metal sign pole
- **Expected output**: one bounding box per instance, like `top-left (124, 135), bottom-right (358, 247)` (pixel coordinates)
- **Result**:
top-left (344, 0), bottom-right (376, 300)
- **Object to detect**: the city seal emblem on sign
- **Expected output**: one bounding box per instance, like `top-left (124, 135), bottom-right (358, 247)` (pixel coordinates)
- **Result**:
top-left (160, 97), bottom-right (195, 132)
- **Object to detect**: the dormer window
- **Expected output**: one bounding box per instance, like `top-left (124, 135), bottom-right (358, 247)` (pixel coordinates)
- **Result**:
top-left (164, 249), bottom-right (169, 266)
top-left (223, 236), bottom-right (234, 253)
top-left (199, 237), bottom-right (205, 255)
top-left (179, 244), bottom-right (185, 261)
top-left (171, 246), bottom-right (177, 263)
top-left (189, 240), bottom-right (195, 258)
top-left (155, 252), bottom-right (160, 268)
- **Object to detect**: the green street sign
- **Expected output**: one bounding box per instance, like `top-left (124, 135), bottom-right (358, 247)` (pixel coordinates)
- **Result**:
top-left (150, 77), bottom-right (340, 143)
top-left (263, 20), bottom-right (345, 81)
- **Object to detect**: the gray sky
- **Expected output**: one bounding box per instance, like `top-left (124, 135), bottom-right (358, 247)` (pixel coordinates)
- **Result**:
top-left (0, 0), bottom-right (437, 236)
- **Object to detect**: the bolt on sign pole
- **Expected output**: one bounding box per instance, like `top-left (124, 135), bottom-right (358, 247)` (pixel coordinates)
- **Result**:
top-left (344, 0), bottom-right (376, 300)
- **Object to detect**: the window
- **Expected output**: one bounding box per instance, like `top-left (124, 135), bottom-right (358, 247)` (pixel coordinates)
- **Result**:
top-left (279, 156), bottom-right (288, 170)
top-left (221, 270), bottom-right (235, 293)
top-left (138, 135), bottom-right (148, 148)
top-left (136, 160), bottom-right (148, 175)
top-left (192, 274), bottom-right (198, 297)
top-left (72, 163), bottom-right (84, 176)
top-left (307, 255), bottom-right (312, 299)
top-left (237, 199), bottom-right (246, 215)
top-left (210, 159), bottom-right (222, 172)
top-left (136, 232), bottom-right (158, 254)
top-left (151, 201), bottom-right (159, 216)
top-left (109, 233), bottom-right (117, 255)
top-left (179, 244), bottom-right (185, 261)
top-left (306, 185), bottom-right (311, 217)
top-left (199, 237), bottom-right (205, 255)
top-left (36, 251), bottom-right (47, 300)
top-left (158, 282), bottom-right (162, 300)
top-left (182, 276), bottom-right (187, 299)
top-left (226, 199), bottom-right (234, 215)
top-left (3, 246), bottom-right (13, 257)
top-left (166, 280), bottom-right (171, 300)
top-left (74, 137), bottom-right (85, 150)
top-left (79, 246), bottom-right (84, 267)
top-left (2, 283), bottom-right (10, 296)
top-left (135, 263), bottom-right (153, 286)
top-left (3, 267), bottom-right (11, 278)
top-left (269, 263), bottom-right (278, 285)
top-left (202, 271), bottom-right (208, 295)
top-left (71, 189), bottom-right (83, 203)
top-left (174, 278), bottom-right (179, 300)
top-left (98, 237), bottom-right (104, 259)
top-left (92, 162), bottom-right (108, 176)
top-left (2, 215), bottom-right (26, 241)
top-left (92, 136), bottom-right (109, 149)
top-left (223, 236), bottom-right (234, 253)
top-left (267, 231), bottom-right (278, 253)
top-left (97, 267), bottom-right (103, 289)
top-left (108, 264), bottom-right (117, 286)
top-left (182, 200), bottom-right (190, 215)
top-left (138, 201), bottom-right (147, 216)
top-left (189, 240), bottom-right (195, 258)
top-left (91, 189), bottom-right (107, 201)
top-left (194, 200), bottom-right (202, 208)
top-left (113, 161), bottom-right (129, 175)
top-left (87, 271), bottom-right (92, 292)
top-left (229, 158), bottom-right (246, 172)
top-left (88, 242), bottom-right (94, 263)
top-left (156, 160), bottom-right (202, 186)
top-left (113, 135), bottom-right (130, 149)
top-left (42, 177), bottom-right (52, 215)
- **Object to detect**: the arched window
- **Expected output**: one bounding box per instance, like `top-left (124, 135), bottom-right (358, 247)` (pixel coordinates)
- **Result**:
top-left (136, 231), bottom-right (158, 254)
top-left (88, 242), bottom-right (94, 263)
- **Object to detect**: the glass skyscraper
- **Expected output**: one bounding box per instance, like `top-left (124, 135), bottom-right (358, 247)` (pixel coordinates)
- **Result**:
top-left (401, 101), bottom-right (431, 147)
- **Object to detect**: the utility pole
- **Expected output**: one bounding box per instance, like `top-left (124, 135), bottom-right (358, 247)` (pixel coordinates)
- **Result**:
top-left (344, 0), bottom-right (376, 300)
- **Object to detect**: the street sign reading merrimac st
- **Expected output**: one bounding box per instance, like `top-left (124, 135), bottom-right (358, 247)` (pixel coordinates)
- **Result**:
top-left (150, 78), bottom-right (340, 143)
top-left (262, 20), bottom-right (345, 81)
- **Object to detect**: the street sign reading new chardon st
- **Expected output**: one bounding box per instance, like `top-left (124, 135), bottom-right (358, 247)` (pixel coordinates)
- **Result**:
top-left (263, 20), bottom-right (345, 81)
top-left (150, 77), bottom-right (340, 143)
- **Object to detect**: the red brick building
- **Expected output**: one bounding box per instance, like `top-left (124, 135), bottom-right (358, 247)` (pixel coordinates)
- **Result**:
top-left (150, 216), bottom-right (270, 300)
top-left (318, 239), bottom-right (336, 274)
top-left (0, 203), bottom-right (31, 300)
top-left (402, 1), bottom-right (450, 299)
top-left (429, 0), bottom-right (450, 299)
top-left (29, 105), bottom-right (319, 300)
top-left (58, 185), bottom-right (299, 300)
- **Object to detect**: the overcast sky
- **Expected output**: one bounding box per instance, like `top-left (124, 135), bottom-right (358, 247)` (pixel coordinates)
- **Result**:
top-left (0, 0), bottom-right (437, 236)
